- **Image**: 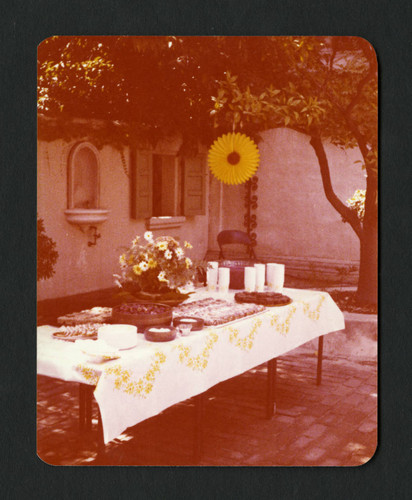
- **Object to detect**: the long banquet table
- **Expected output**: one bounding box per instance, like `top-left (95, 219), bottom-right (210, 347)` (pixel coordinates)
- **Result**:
top-left (37, 288), bottom-right (345, 456)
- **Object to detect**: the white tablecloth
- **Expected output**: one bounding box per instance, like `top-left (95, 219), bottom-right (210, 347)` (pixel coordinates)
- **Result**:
top-left (37, 288), bottom-right (344, 444)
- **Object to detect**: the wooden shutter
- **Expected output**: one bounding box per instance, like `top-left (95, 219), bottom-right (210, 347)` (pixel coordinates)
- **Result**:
top-left (183, 155), bottom-right (206, 216)
top-left (131, 149), bottom-right (153, 219)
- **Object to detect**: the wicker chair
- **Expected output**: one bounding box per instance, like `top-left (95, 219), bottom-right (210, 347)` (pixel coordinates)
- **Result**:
top-left (217, 230), bottom-right (256, 260)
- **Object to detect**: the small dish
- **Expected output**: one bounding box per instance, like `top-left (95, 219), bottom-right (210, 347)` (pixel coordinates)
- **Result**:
top-left (144, 326), bottom-right (176, 342)
top-left (177, 323), bottom-right (192, 337)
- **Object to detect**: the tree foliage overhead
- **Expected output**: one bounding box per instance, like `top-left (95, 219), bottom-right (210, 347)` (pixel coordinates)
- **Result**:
top-left (38, 36), bottom-right (376, 157)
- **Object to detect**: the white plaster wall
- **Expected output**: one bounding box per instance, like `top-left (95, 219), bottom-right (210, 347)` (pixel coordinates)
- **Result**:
top-left (208, 128), bottom-right (366, 263)
top-left (37, 140), bottom-right (209, 300)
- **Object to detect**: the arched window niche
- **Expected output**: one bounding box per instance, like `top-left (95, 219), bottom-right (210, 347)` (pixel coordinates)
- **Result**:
top-left (64, 142), bottom-right (109, 242)
top-left (68, 141), bottom-right (100, 209)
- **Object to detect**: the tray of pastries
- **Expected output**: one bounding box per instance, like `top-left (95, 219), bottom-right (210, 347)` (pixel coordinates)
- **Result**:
top-left (57, 307), bottom-right (113, 326)
top-left (52, 323), bottom-right (110, 342)
top-left (174, 298), bottom-right (265, 326)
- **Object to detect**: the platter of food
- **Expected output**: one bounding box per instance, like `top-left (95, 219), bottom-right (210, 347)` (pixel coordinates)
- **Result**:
top-left (234, 291), bottom-right (292, 307)
top-left (52, 323), bottom-right (110, 342)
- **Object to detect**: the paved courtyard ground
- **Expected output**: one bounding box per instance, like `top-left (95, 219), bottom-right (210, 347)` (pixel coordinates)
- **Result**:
top-left (37, 342), bottom-right (377, 467)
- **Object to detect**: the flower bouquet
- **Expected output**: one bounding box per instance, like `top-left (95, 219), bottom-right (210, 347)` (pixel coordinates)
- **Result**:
top-left (114, 232), bottom-right (195, 305)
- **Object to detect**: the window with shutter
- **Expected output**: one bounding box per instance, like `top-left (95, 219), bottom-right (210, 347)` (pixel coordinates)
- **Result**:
top-left (183, 156), bottom-right (206, 216)
top-left (131, 150), bottom-right (153, 219)
top-left (131, 149), bottom-right (206, 220)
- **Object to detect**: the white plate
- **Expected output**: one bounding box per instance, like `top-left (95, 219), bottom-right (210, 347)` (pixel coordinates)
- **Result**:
top-left (76, 339), bottom-right (121, 361)
top-left (117, 340), bottom-right (138, 351)
top-left (82, 352), bottom-right (121, 363)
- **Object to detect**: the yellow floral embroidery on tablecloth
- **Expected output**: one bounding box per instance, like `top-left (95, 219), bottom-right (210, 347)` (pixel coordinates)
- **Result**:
top-left (104, 351), bottom-right (167, 398)
top-left (270, 305), bottom-right (297, 336)
top-left (301, 295), bottom-right (326, 321)
top-left (76, 364), bottom-right (100, 385)
top-left (175, 331), bottom-right (218, 371)
top-left (227, 317), bottom-right (262, 351)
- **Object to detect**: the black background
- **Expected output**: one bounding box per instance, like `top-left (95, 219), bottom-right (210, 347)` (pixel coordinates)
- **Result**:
top-left (1, 0), bottom-right (411, 497)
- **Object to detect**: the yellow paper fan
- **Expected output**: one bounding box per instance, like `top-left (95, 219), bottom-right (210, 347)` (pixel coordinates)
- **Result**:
top-left (207, 133), bottom-right (260, 185)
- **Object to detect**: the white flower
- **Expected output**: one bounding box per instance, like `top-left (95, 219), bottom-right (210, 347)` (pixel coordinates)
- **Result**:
top-left (156, 240), bottom-right (168, 251)
top-left (175, 247), bottom-right (184, 259)
top-left (119, 254), bottom-right (127, 268)
top-left (139, 261), bottom-right (149, 272)
top-left (164, 249), bottom-right (173, 260)
top-left (158, 271), bottom-right (169, 283)
top-left (144, 231), bottom-right (153, 242)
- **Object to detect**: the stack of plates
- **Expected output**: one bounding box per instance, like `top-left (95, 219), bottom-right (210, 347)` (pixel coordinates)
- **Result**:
top-left (98, 324), bottom-right (138, 350)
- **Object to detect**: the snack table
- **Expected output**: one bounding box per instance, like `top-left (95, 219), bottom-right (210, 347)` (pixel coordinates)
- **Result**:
top-left (37, 288), bottom-right (344, 459)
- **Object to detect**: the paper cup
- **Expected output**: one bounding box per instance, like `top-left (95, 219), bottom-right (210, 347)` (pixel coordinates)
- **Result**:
top-left (218, 267), bottom-right (230, 293)
top-left (254, 263), bottom-right (266, 292)
top-left (267, 263), bottom-right (285, 292)
top-left (207, 267), bottom-right (218, 292)
top-left (244, 266), bottom-right (256, 292)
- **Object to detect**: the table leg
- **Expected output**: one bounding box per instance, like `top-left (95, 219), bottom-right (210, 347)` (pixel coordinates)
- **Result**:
top-left (193, 392), bottom-right (205, 463)
top-left (266, 358), bottom-right (277, 418)
top-left (79, 384), bottom-right (86, 431)
top-left (317, 336), bottom-right (324, 385)
top-left (79, 383), bottom-right (94, 432)
top-left (94, 406), bottom-right (106, 464)
top-left (85, 385), bottom-right (94, 432)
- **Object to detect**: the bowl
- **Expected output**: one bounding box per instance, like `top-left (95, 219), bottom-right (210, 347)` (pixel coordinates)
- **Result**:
top-left (172, 316), bottom-right (204, 331)
top-left (111, 302), bottom-right (173, 331)
top-left (98, 324), bottom-right (138, 350)
top-left (144, 326), bottom-right (177, 342)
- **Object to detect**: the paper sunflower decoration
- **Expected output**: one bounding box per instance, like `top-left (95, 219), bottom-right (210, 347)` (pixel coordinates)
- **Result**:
top-left (208, 133), bottom-right (260, 185)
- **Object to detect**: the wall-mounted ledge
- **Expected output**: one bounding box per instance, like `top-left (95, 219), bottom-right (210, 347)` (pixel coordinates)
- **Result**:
top-left (145, 216), bottom-right (186, 231)
top-left (65, 208), bottom-right (110, 230)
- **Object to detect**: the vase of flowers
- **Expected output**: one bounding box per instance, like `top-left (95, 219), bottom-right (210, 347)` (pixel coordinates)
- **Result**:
top-left (114, 232), bottom-right (195, 306)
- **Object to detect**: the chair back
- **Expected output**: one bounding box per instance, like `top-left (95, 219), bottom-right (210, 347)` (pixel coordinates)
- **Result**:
top-left (217, 230), bottom-right (256, 260)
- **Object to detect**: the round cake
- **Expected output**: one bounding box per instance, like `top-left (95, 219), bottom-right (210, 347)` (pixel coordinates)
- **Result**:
top-left (111, 302), bottom-right (173, 331)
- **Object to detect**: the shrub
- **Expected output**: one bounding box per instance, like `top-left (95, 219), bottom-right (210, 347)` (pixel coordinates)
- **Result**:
top-left (37, 215), bottom-right (59, 281)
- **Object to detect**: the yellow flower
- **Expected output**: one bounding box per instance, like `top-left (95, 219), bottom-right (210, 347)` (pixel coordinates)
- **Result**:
top-left (156, 241), bottom-right (168, 251)
top-left (119, 254), bottom-right (126, 266)
top-left (185, 257), bottom-right (192, 269)
top-left (183, 241), bottom-right (192, 249)
top-left (148, 258), bottom-right (157, 269)
top-left (133, 265), bottom-right (142, 276)
top-left (208, 132), bottom-right (260, 185)
top-left (131, 236), bottom-right (140, 247)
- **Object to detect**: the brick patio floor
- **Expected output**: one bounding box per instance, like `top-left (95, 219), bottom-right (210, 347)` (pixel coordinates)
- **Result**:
top-left (37, 344), bottom-right (377, 467)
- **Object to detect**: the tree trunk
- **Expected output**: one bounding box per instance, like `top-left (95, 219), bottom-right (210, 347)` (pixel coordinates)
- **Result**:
top-left (310, 136), bottom-right (378, 306)
top-left (356, 171), bottom-right (378, 305)
top-left (309, 136), bottom-right (363, 238)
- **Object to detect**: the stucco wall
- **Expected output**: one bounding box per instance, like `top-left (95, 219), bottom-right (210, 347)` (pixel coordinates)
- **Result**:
top-left (37, 139), bottom-right (209, 300)
top-left (208, 128), bottom-right (366, 265)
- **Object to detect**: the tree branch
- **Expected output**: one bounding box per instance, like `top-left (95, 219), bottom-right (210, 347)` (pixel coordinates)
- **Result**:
top-left (309, 135), bottom-right (364, 239)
